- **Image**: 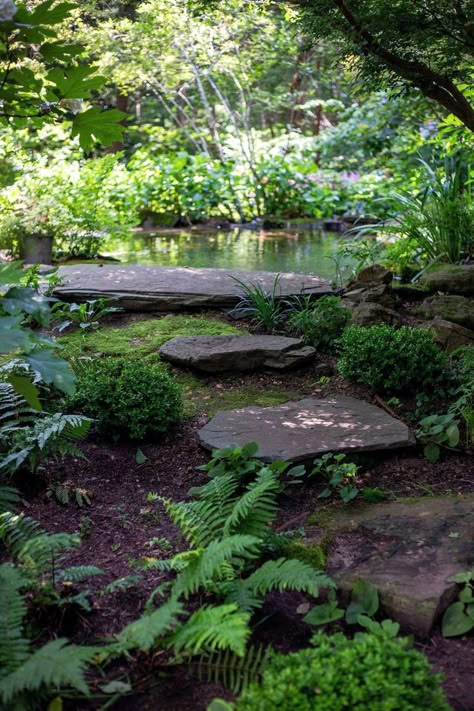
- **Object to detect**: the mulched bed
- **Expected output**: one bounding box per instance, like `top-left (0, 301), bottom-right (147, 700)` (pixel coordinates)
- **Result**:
top-left (11, 317), bottom-right (474, 710)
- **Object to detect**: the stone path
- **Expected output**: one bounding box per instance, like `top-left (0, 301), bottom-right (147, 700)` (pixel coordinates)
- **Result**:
top-left (55, 265), bottom-right (332, 311)
top-left (321, 496), bottom-right (474, 635)
top-left (198, 395), bottom-right (414, 461)
top-left (159, 335), bottom-right (315, 373)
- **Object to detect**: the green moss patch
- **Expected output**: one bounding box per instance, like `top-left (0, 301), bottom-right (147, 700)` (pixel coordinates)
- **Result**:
top-left (281, 541), bottom-right (327, 569)
top-left (58, 314), bottom-right (243, 361)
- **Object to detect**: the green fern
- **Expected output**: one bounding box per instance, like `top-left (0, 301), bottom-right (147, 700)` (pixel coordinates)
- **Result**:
top-left (0, 563), bottom-right (97, 708)
top-left (0, 485), bottom-right (19, 513)
top-left (0, 638), bottom-right (98, 704)
top-left (0, 564), bottom-right (30, 676)
top-left (0, 383), bottom-right (91, 476)
top-left (194, 644), bottom-right (272, 694)
top-left (171, 604), bottom-right (251, 657)
top-left (114, 597), bottom-right (183, 652)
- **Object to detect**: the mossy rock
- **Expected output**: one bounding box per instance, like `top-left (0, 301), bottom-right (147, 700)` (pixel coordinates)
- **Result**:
top-left (281, 541), bottom-right (327, 570)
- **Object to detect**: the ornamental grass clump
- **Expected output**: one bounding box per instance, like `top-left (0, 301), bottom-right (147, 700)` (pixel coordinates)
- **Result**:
top-left (237, 632), bottom-right (449, 711)
top-left (337, 324), bottom-right (447, 394)
top-left (70, 357), bottom-right (183, 440)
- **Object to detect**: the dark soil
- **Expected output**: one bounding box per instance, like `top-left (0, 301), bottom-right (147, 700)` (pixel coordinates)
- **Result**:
top-left (12, 315), bottom-right (474, 710)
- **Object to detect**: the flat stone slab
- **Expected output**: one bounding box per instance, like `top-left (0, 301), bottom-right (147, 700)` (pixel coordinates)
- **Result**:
top-left (324, 496), bottom-right (474, 636)
top-left (198, 395), bottom-right (414, 461)
top-left (159, 335), bottom-right (316, 373)
top-left (55, 265), bottom-right (332, 312)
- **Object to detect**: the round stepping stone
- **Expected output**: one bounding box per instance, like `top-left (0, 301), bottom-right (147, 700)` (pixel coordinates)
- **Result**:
top-left (198, 395), bottom-right (414, 461)
top-left (55, 265), bottom-right (332, 312)
top-left (323, 495), bottom-right (474, 635)
top-left (159, 335), bottom-right (316, 373)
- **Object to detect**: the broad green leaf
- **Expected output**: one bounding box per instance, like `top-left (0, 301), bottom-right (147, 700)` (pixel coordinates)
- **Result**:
top-left (448, 572), bottom-right (474, 584)
top-left (29, 1), bottom-right (77, 26)
top-left (40, 42), bottom-right (83, 62)
top-left (47, 66), bottom-right (105, 99)
top-left (25, 349), bottom-right (76, 395)
top-left (303, 601), bottom-right (344, 626)
top-left (207, 701), bottom-right (235, 711)
top-left (0, 261), bottom-right (23, 285)
top-left (71, 108), bottom-right (126, 151)
top-left (136, 448), bottom-right (148, 465)
top-left (0, 316), bottom-right (30, 352)
top-left (424, 442), bottom-right (440, 464)
top-left (6, 375), bottom-right (42, 410)
top-left (99, 680), bottom-right (132, 694)
top-left (442, 601), bottom-right (474, 637)
top-left (2, 287), bottom-right (50, 325)
top-left (446, 424), bottom-right (460, 447)
top-left (346, 579), bottom-right (379, 624)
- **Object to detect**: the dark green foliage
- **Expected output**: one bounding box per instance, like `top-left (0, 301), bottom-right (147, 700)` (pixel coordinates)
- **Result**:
top-left (287, 295), bottom-right (350, 349)
top-left (71, 357), bottom-right (183, 440)
top-left (338, 325), bottom-right (447, 393)
top-left (236, 632), bottom-right (450, 711)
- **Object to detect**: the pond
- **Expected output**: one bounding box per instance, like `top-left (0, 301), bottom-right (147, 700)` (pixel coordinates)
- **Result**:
top-left (102, 227), bottom-right (352, 280)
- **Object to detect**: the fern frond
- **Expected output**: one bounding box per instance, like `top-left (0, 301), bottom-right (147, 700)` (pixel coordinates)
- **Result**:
top-left (0, 564), bottom-right (30, 676)
top-left (194, 644), bottom-right (272, 694)
top-left (115, 597), bottom-right (183, 652)
top-left (242, 558), bottom-right (333, 602)
top-left (159, 497), bottom-right (225, 547)
top-left (58, 566), bottom-right (104, 583)
top-left (223, 469), bottom-right (280, 539)
top-left (173, 535), bottom-right (260, 599)
top-left (0, 512), bottom-right (80, 580)
top-left (0, 639), bottom-right (98, 704)
top-left (0, 485), bottom-right (19, 513)
top-left (170, 604), bottom-right (251, 657)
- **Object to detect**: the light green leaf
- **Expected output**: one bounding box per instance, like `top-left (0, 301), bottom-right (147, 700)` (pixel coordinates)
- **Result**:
top-left (136, 448), bottom-right (148, 465)
top-left (47, 66), bottom-right (105, 99)
top-left (25, 349), bottom-right (76, 395)
top-left (442, 601), bottom-right (474, 637)
top-left (71, 108), bottom-right (126, 151)
top-left (6, 376), bottom-right (42, 410)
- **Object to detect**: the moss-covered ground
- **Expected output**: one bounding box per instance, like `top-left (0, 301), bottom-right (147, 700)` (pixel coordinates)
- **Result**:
top-left (58, 314), bottom-right (302, 417)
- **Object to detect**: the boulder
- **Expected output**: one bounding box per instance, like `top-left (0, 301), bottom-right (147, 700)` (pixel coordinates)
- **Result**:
top-left (428, 318), bottom-right (474, 352)
top-left (343, 283), bottom-right (394, 307)
top-left (159, 335), bottom-right (316, 373)
top-left (344, 302), bottom-right (401, 326)
top-left (419, 295), bottom-right (474, 331)
top-left (198, 395), bottom-right (414, 462)
top-left (324, 496), bottom-right (474, 636)
top-left (347, 264), bottom-right (393, 288)
top-left (420, 264), bottom-right (474, 296)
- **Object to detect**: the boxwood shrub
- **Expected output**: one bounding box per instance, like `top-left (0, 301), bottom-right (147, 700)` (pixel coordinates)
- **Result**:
top-left (71, 357), bottom-right (183, 440)
top-left (337, 324), bottom-right (447, 393)
top-left (237, 632), bottom-right (449, 711)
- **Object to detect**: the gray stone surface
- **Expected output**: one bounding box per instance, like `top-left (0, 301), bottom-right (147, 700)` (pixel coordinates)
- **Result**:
top-left (198, 395), bottom-right (414, 462)
top-left (324, 496), bottom-right (474, 636)
top-left (159, 335), bottom-right (315, 373)
top-left (55, 265), bottom-right (332, 312)
top-left (344, 301), bottom-right (401, 326)
top-left (420, 264), bottom-right (474, 296)
top-left (429, 318), bottom-right (474, 352)
top-left (419, 295), bottom-right (474, 330)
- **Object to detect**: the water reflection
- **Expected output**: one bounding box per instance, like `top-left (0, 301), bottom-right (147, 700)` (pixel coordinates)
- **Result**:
top-left (103, 227), bottom-right (351, 279)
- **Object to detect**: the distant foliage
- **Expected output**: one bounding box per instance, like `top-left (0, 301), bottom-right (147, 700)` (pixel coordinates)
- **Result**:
top-left (338, 325), bottom-right (447, 393)
top-left (236, 632), bottom-right (449, 711)
top-left (71, 357), bottom-right (183, 440)
top-left (287, 295), bottom-right (350, 349)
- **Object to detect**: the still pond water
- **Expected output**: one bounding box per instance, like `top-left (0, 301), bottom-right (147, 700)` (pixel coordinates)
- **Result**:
top-left (103, 228), bottom-right (350, 280)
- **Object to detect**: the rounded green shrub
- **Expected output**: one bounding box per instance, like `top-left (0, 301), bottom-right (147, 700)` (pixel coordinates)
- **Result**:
top-left (237, 632), bottom-right (449, 711)
top-left (337, 325), bottom-right (447, 393)
top-left (71, 357), bottom-right (183, 440)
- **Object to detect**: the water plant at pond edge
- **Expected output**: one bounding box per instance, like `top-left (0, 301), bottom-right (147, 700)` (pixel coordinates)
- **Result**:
top-left (232, 275), bottom-right (284, 332)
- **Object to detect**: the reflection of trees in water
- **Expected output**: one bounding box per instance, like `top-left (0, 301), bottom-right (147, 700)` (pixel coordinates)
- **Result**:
top-left (103, 228), bottom-right (349, 278)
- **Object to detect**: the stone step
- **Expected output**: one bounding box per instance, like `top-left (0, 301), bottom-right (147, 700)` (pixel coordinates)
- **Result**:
top-left (159, 335), bottom-right (315, 373)
top-left (198, 395), bottom-right (415, 461)
top-left (55, 265), bottom-right (332, 312)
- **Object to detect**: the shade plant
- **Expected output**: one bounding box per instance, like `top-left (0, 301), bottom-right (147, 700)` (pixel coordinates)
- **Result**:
top-left (338, 325), bottom-right (447, 394)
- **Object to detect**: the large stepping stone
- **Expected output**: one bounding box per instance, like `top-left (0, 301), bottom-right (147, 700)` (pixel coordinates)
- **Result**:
top-left (55, 265), bottom-right (332, 312)
top-left (198, 395), bottom-right (414, 461)
top-left (159, 335), bottom-right (315, 373)
top-left (322, 496), bottom-right (474, 636)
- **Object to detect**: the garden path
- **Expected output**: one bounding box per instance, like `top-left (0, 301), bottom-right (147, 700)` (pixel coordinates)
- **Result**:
top-left (55, 264), bottom-right (332, 311)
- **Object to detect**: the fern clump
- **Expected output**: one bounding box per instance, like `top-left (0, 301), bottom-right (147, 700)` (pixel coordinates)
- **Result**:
top-left (237, 632), bottom-right (450, 711)
top-left (70, 356), bottom-right (183, 440)
top-left (0, 382), bottom-right (91, 476)
top-left (0, 563), bottom-right (99, 709)
top-left (144, 443), bottom-right (332, 614)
